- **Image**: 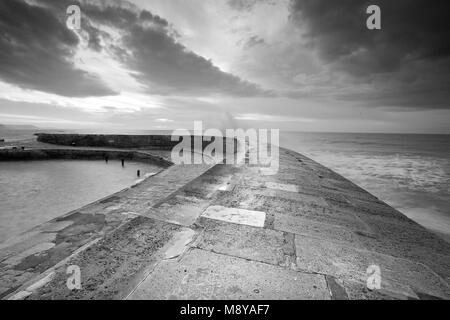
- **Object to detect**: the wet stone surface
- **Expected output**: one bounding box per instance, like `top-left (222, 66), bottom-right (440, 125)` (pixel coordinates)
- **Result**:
top-left (128, 249), bottom-right (330, 300)
top-left (196, 218), bottom-right (294, 266)
top-left (27, 216), bottom-right (182, 300)
top-left (1, 146), bottom-right (449, 300)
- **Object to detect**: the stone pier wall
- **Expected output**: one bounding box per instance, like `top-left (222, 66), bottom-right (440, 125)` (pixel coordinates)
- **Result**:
top-left (0, 148), bottom-right (172, 167)
top-left (36, 133), bottom-right (237, 152)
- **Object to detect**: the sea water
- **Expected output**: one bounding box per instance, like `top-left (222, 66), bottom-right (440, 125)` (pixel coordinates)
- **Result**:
top-left (0, 159), bottom-right (160, 243)
top-left (280, 132), bottom-right (450, 242)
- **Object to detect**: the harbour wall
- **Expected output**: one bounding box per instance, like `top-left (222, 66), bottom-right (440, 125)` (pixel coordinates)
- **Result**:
top-left (35, 133), bottom-right (237, 152)
top-left (0, 148), bottom-right (172, 167)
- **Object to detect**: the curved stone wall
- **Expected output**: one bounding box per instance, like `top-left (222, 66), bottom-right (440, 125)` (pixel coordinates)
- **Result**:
top-left (35, 133), bottom-right (236, 152)
top-left (0, 148), bottom-right (172, 167)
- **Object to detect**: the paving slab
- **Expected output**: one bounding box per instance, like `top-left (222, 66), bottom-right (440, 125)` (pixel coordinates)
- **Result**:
top-left (0, 232), bottom-right (57, 262)
top-left (265, 173), bottom-right (320, 185)
top-left (26, 216), bottom-right (182, 300)
top-left (196, 218), bottom-right (294, 266)
top-left (142, 195), bottom-right (209, 226)
top-left (262, 195), bottom-right (367, 230)
top-left (264, 182), bottom-right (299, 193)
top-left (294, 235), bottom-right (450, 299)
top-left (325, 275), bottom-right (349, 300)
top-left (201, 206), bottom-right (266, 228)
top-left (256, 188), bottom-right (329, 207)
top-left (175, 165), bottom-right (238, 200)
top-left (347, 197), bottom-right (414, 222)
top-left (274, 215), bottom-right (369, 250)
top-left (128, 248), bottom-right (330, 300)
top-left (0, 270), bottom-right (37, 299)
top-left (348, 215), bottom-right (450, 271)
top-left (296, 185), bottom-right (350, 205)
top-left (336, 277), bottom-right (415, 300)
top-left (320, 177), bottom-right (369, 194)
top-left (357, 215), bottom-right (449, 251)
top-left (213, 187), bottom-right (266, 211)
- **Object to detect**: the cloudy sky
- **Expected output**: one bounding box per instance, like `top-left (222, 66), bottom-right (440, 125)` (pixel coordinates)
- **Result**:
top-left (0, 0), bottom-right (449, 133)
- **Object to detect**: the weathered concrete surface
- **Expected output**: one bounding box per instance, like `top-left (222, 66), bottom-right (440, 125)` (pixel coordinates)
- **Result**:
top-left (195, 218), bottom-right (294, 266)
top-left (126, 147), bottom-right (450, 300)
top-left (1, 142), bottom-right (450, 300)
top-left (24, 217), bottom-right (186, 300)
top-left (128, 249), bottom-right (329, 300)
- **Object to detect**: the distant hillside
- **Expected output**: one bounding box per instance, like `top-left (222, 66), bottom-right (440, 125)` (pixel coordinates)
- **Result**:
top-left (0, 124), bottom-right (40, 141)
top-left (0, 124), bottom-right (39, 130)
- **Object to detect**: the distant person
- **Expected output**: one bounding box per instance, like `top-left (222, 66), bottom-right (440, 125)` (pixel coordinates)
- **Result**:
top-left (105, 155), bottom-right (109, 163)
top-left (121, 159), bottom-right (125, 167)
top-left (137, 170), bottom-right (141, 177)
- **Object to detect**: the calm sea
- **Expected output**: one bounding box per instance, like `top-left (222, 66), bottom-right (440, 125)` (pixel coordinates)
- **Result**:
top-left (280, 132), bottom-right (450, 241)
top-left (0, 160), bottom-right (160, 243)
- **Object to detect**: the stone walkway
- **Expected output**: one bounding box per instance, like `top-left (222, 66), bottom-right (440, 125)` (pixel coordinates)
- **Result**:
top-left (2, 147), bottom-right (450, 300)
top-left (0, 150), bottom-right (213, 299)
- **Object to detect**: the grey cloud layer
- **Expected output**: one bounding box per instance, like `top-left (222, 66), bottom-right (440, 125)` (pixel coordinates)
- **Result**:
top-left (290, 0), bottom-right (450, 109)
top-left (2, 0), bottom-right (448, 110)
top-left (0, 0), bottom-right (116, 97)
top-left (82, 1), bottom-right (271, 97)
top-left (0, 0), bottom-right (270, 98)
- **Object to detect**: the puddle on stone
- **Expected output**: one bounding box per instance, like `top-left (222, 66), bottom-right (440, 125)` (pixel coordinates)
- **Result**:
top-left (164, 228), bottom-right (196, 259)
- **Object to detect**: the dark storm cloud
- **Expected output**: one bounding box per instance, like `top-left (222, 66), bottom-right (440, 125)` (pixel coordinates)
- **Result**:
top-left (123, 25), bottom-right (271, 97)
top-left (0, 0), bottom-right (116, 97)
top-left (80, 1), bottom-right (271, 97)
top-left (243, 35), bottom-right (265, 49)
top-left (290, 0), bottom-right (450, 109)
top-left (0, 0), bottom-right (269, 98)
